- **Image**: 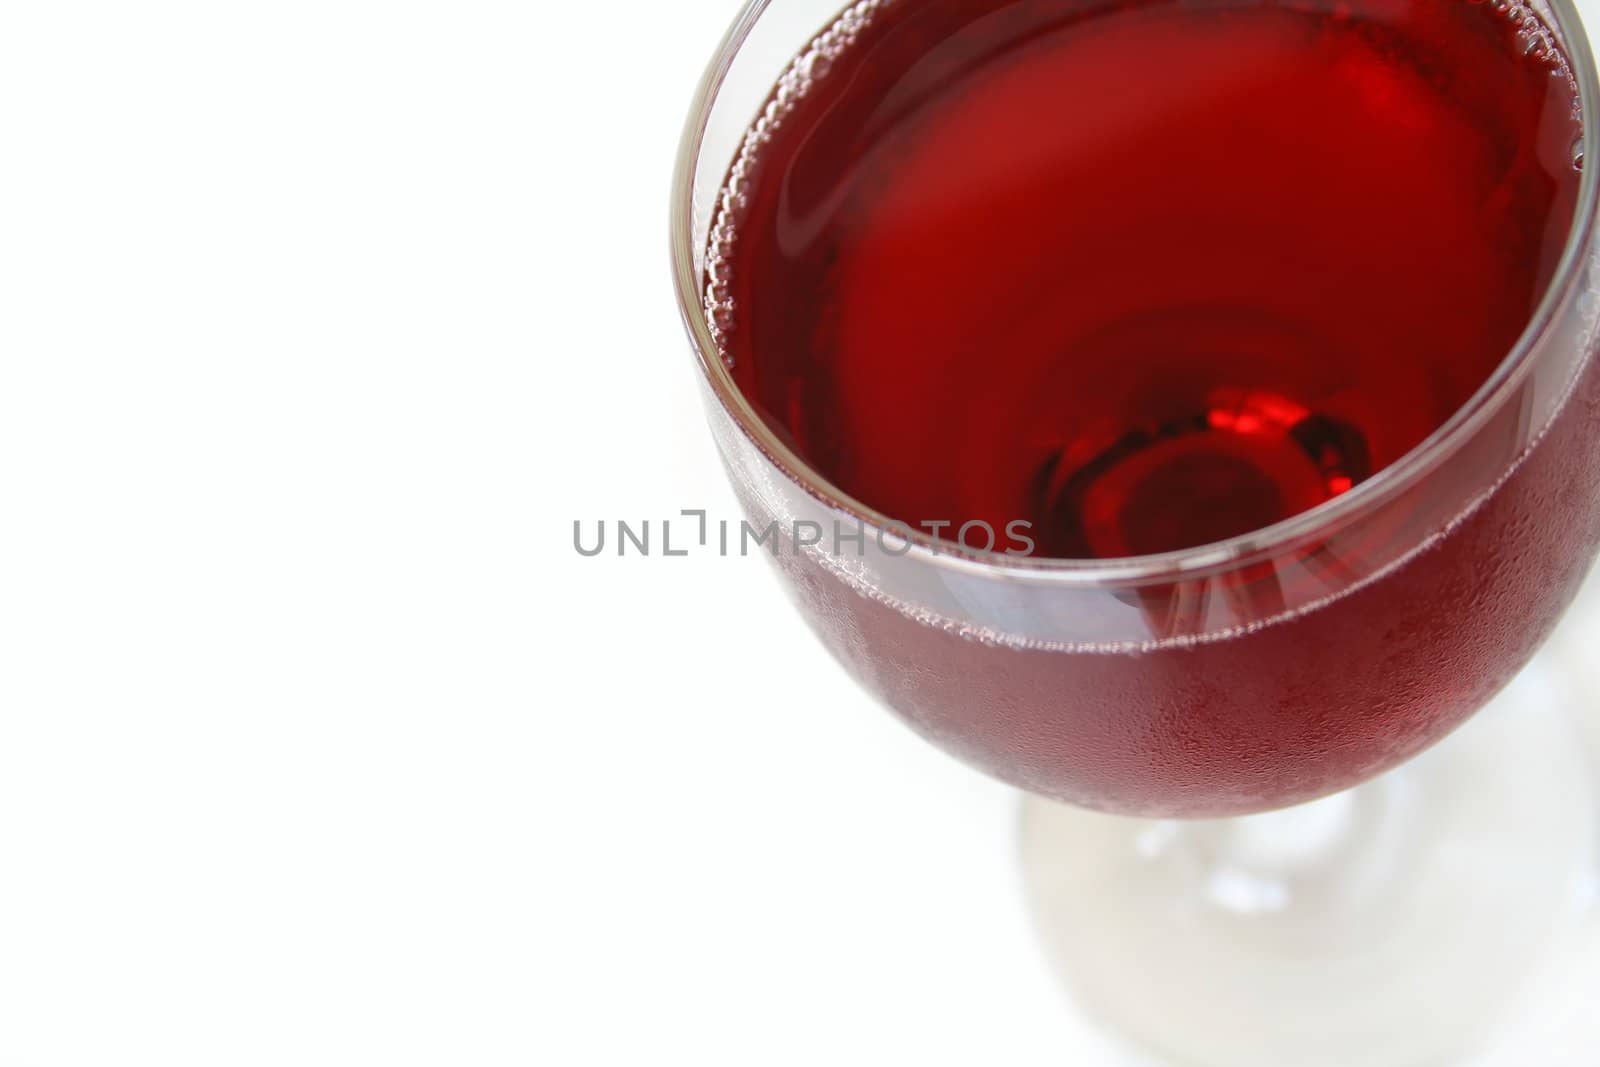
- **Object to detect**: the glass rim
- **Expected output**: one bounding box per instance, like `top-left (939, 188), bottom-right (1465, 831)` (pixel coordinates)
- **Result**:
top-left (669, 0), bottom-right (1600, 586)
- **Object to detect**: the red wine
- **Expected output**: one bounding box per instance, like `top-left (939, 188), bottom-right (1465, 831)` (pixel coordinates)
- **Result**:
top-left (703, 0), bottom-right (1600, 814)
top-left (710, 0), bottom-right (1582, 558)
top-left (762, 368), bottom-right (1600, 814)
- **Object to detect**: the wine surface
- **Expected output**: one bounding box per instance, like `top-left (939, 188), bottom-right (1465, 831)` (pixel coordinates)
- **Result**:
top-left (710, 0), bottom-right (1583, 557)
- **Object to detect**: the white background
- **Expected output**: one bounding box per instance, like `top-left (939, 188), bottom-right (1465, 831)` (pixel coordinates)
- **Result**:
top-left (1, 2), bottom-right (1597, 1065)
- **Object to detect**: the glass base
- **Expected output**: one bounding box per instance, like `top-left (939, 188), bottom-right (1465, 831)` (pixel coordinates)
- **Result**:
top-left (1019, 581), bottom-right (1600, 1067)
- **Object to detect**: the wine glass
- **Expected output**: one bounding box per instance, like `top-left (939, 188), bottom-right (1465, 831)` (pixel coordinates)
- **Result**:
top-left (670, 1), bottom-right (1600, 1062)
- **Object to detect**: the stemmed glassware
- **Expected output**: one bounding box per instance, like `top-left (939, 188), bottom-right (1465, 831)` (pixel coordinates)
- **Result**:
top-left (671, 1), bottom-right (1600, 1062)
